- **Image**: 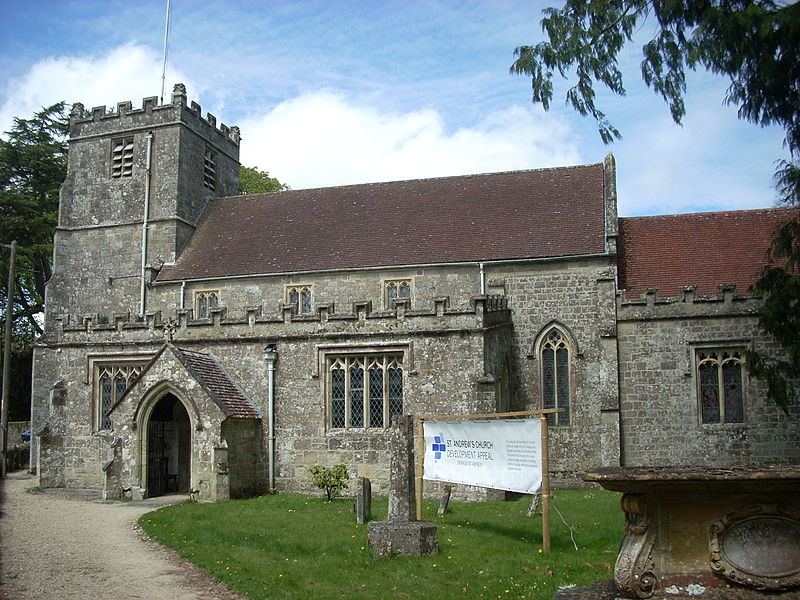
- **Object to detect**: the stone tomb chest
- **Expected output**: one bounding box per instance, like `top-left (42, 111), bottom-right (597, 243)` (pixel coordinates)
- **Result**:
top-left (585, 465), bottom-right (800, 599)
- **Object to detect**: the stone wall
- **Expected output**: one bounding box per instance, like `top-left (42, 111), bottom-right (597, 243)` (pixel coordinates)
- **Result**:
top-left (617, 286), bottom-right (800, 466)
top-left (32, 292), bottom-right (512, 497)
top-left (488, 258), bottom-right (621, 484)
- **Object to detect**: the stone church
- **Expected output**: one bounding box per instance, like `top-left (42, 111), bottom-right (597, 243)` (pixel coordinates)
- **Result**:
top-left (30, 85), bottom-right (799, 501)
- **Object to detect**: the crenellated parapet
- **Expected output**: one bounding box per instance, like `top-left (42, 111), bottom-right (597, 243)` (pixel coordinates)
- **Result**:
top-left (68, 83), bottom-right (239, 156)
top-left (47, 295), bottom-right (511, 345)
top-left (617, 284), bottom-right (762, 321)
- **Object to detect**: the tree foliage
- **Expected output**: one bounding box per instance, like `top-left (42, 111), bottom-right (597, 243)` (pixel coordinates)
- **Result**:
top-left (239, 165), bottom-right (289, 194)
top-left (308, 464), bottom-right (349, 501)
top-left (512, 0), bottom-right (800, 408)
top-left (0, 102), bottom-right (69, 339)
top-left (511, 1), bottom-right (800, 151)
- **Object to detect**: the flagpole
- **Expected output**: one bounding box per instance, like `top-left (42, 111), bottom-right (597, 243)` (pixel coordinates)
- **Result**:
top-left (160, 0), bottom-right (172, 103)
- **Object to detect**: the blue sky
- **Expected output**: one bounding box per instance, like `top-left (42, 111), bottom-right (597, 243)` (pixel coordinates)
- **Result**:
top-left (0, 0), bottom-right (789, 216)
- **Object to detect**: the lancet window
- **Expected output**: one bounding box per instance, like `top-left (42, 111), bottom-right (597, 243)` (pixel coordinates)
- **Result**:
top-left (287, 285), bottom-right (312, 315)
top-left (540, 327), bottom-right (571, 426)
top-left (385, 279), bottom-right (411, 308)
top-left (195, 290), bottom-right (219, 319)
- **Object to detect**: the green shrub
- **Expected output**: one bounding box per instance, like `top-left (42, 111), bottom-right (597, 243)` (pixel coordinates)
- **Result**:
top-left (308, 464), bottom-right (349, 501)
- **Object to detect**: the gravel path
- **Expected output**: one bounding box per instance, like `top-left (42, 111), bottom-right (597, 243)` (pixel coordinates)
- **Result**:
top-left (0, 472), bottom-right (246, 600)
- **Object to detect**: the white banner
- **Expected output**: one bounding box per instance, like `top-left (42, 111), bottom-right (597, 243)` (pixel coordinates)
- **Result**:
top-left (423, 419), bottom-right (542, 494)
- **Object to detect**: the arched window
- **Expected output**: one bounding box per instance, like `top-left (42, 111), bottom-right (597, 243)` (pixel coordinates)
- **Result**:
top-left (385, 279), bottom-right (412, 308)
top-left (539, 327), bottom-right (571, 426)
top-left (194, 290), bottom-right (219, 319)
top-left (96, 363), bottom-right (145, 430)
top-left (286, 285), bottom-right (313, 314)
top-left (697, 349), bottom-right (745, 424)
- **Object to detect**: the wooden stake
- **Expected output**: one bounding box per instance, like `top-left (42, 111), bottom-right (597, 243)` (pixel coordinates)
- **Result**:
top-left (540, 414), bottom-right (551, 554)
top-left (415, 416), bottom-right (424, 521)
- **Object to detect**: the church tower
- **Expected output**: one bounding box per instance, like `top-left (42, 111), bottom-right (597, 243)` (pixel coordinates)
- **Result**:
top-left (46, 84), bottom-right (240, 324)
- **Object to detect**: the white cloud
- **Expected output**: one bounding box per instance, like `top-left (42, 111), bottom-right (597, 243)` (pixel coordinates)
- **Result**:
top-left (0, 43), bottom-right (190, 134)
top-left (239, 91), bottom-right (583, 189)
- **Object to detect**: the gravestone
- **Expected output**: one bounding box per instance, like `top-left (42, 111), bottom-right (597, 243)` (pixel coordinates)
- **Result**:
top-left (437, 483), bottom-right (453, 516)
top-left (356, 477), bottom-right (372, 524)
top-left (367, 415), bottom-right (438, 557)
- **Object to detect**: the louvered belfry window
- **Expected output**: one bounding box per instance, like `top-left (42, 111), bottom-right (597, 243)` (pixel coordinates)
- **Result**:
top-left (203, 147), bottom-right (216, 191)
top-left (111, 137), bottom-right (134, 178)
top-left (329, 354), bottom-right (403, 429)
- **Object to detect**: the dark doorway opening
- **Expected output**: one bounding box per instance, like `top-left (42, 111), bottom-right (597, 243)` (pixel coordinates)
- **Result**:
top-left (146, 394), bottom-right (190, 497)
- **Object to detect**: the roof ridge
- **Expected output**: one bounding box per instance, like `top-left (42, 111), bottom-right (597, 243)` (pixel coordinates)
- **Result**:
top-left (620, 205), bottom-right (797, 221)
top-left (214, 161), bottom-right (605, 199)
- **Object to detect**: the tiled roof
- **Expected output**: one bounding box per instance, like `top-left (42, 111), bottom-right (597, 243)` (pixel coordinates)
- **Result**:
top-left (157, 164), bottom-right (607, 281)
top-left (618, 207), bottom-right (797, 298)
top-left (174, 347), bottom-right (261, 419)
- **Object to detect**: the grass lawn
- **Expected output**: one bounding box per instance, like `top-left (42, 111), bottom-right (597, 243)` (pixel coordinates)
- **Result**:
top-left (139, 489), bottom-right (622, 599)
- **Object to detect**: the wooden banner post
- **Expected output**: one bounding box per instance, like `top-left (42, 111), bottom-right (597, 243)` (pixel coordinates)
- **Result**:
top-left (540, 413), bottom-right (551, 554)
top-left (415, 416), bottom-right (425, 521)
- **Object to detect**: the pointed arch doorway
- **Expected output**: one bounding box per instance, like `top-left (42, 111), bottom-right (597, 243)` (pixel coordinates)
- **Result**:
top-left (146, 393), bottom-right (191, 497)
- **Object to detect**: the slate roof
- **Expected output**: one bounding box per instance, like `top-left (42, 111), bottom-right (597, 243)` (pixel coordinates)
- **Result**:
top-left (157, 164), bottom-right (608, 281)
top-left (174, 347), bottom-right (261, 419)
top-left (618, 207), bottom-right (797, 298)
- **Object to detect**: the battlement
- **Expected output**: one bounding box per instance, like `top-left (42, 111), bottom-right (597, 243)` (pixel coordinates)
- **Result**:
top-left (48, 295), bottom-right (511, 342)
top-left (617, 283), bottom-right (762, 320)
top-left (68, 83), bottom-right (240, 153)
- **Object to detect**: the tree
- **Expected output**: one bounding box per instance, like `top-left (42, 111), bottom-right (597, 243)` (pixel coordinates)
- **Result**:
top-left (239, 165), bottom-right (289, 194)
top-left (0, 102), bottom-right (69, 338)
top-left (511, 0), bottom-right (799, 409)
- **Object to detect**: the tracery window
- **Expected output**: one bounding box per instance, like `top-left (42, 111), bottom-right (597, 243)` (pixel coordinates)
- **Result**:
top-left (385, 279), bottom-right (411, 308)
top-left (697, 349), bottom-right (745, 424)
top-left (328, 354), bottom-right (403, 429)
top-left (111, 136), bottom-right (134, 178)
top-left (194, 290), bottom-right (219, 319)
top-left (287, 285), bottom-right (312, 315)
top-left (203, 147), bottom-right (216, 191)
top-left (95, 363), bottom-right (145, 430)
top-left (540, 327), bottom-right (571, 426)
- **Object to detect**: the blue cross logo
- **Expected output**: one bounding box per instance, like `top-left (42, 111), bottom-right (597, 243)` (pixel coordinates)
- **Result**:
top-left (431, 435), bottom-right (446, 460)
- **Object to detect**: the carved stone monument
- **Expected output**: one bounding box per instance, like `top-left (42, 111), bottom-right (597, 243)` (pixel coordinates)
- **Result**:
top-left (367, 415), bottom-right (438, 557)
top-left (554, 465), bottom-right (800, 600)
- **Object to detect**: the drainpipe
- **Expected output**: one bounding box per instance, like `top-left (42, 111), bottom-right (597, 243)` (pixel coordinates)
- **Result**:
top-left (179, 280), bottom-right (186, 310)
top-left (479, 262), bottom-right (486, 294)
top-left (264, 344), bottom-right (278, 493)
top-left (140, 132), bottom-right (154, 316)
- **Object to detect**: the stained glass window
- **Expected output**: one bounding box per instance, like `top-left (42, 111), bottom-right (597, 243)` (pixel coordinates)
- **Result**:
top-left (328, 354), bottom-right (403, 429)
top-left (540, 328), bottom-right (570, 426)
top-left (697, 350), bottom-right (745, 424)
